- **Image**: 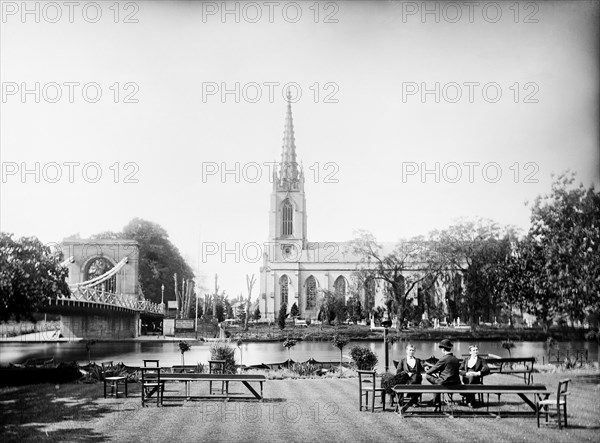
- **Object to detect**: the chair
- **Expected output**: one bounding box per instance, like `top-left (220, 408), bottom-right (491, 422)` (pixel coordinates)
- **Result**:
top-left (537, 379), bottom-right (570, 429)
top-left (102, 361), bottom-right (128, 399)
top-left (143, 359), bottom-right (160, 367)
top-left (101, 361), bottom-right (114, 377)
top-left (358, 370), bottom-right (386, 412)
top-left (141, 366), bottom-right (165, 407)
top-left (209, 360), bottom-right (227, 395)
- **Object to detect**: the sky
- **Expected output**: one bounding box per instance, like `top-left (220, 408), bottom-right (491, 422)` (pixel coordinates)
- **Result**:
top-left (1, 1), bottom-right (598, 299)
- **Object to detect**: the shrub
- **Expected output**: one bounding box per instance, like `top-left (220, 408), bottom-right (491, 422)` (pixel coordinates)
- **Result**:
top-left (209, 340), bottom-right (237, 374)
top-left (290, 362), bottom-right (319, 376)
top-left (381, 372), bottom-right (408, 395)
top-left (350, 346), bottom-right (378, 370)
top-left (290, 303), bottom-right (299, 318)
top-left (278, 303), bottom-right (288, 330)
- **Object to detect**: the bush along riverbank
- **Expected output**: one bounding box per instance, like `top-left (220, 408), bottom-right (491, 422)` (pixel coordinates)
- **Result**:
top-left (173, 324), bottom-right (594, 343)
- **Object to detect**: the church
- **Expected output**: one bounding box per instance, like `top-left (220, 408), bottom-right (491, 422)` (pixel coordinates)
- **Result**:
top-left (258, 95), bottom-right (391, 322)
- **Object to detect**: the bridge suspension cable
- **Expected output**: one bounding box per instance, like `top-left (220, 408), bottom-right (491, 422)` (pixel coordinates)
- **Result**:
top-left (70, 257), bottom-right (129, 289)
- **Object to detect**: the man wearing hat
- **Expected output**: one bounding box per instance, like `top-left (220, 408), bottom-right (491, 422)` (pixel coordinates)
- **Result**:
top-left (425, 339), bottom-right (461, 406)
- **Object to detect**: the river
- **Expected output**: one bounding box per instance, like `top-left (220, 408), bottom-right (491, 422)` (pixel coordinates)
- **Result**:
top-left (1, 340), bottom-right (597, 372)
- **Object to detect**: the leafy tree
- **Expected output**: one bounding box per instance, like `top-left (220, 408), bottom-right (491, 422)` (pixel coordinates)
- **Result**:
top-left (278, 302), bottom-right (288, 329)
top-left (290, 302), bottom-right (299, 318)
top-left (253, 306), bottom-right (261, 321)
top-left (333, 295), bottom-right (348, 325)
top-left (91, 218), bottom-right (195, 305)
top-left (432, 219), bottom-right (518, 330)
top-left (237, 310), bottom-right (247, 323)
top-left (350, 230), bottom-right (446, 330)
top-left (178, 341), bottom-right (191, 365)
top-left (525, 173), bottom-right (600, 326)
top-left (317, 290), bottom-right (336, 324)
top-left (332, 334), bottom-right (350, 372)
top-left (317, 290), bottom-right (347, 324)
top-left (0, 234), bottom-right (70, 321)
top-left (347, 295), bottom-right (364, 324)
top-left (283, 337), bottom-right (297, 360)
top-left (215, 301), bottom-right (225, 323)
top-left (224, 298), bottom-right (234, 319)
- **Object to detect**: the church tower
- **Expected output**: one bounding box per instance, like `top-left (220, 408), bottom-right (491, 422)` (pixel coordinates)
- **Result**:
top-left (267, 91), bottom-right (308, 260)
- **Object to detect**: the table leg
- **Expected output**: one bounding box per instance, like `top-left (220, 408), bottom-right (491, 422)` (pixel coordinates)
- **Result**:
top-left (242, 381), bottom-right (262, 400)
top-left (517, 393), bottom-right (537, 411)
top-left (400, 394), bottom-right (419, 415)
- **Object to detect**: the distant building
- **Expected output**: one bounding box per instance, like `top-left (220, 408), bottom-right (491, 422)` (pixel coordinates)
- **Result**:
top-left (258, 95), bottom-right (394, 321)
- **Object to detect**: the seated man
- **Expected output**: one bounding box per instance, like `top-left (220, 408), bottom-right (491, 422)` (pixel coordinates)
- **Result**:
top-left (425, 339), bottom-right (461, 406)
top-left (459, 344), bottom-right (490, 408)
top-left (395, 343), bottom-right (425, 404)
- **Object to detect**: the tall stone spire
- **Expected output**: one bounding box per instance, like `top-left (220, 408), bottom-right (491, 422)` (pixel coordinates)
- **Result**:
top-left (280, 89), bottom-right (299, 182)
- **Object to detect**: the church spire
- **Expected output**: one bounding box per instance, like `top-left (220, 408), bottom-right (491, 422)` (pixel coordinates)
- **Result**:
top-left (280, 89), bottom-right (299, 182)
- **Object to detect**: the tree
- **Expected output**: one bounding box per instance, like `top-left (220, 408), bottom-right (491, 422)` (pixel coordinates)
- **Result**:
top-left (332, 334), bottom-right (350, 373)
top-left (178, 341), bottom-right (191, 365)
top-left (224, 298), bottom-right (233, 319)
top-left (316, 290), bottom-right (347, 325)
top-left (215, 301), bottom-right (225, 323)
top-left (525, 172), bottom-right (600, 326)
top-left (350, 230), bottom-right (446, 330)
top-left (432, 219), bottom-right (518, 330)
top-left (91, 218), bottom-right (195, 305)
top-left (253, 306), bottom-right (261, 322)
top-left (290, 302), bottom-right (299, 318)
top-left (278, 303), bottom-right (288, 329)
top-left (0, 234), bottom-right (70, 321)
top-left (282, 337), bottom-right (297, 360)
top-left (245, 274), bottom-right (256, 331)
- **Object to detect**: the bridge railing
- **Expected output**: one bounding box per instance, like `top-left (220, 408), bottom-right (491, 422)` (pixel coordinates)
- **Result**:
top-left (137, 300), bottom-right (164, 315)
top-left (61, 287), bottom-right (163, 314)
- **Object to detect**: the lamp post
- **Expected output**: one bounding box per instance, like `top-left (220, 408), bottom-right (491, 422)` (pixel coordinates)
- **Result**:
top-left (161, 284), bottom-right (165, 338)
top-left (381, 315), bottom-right (392, 373)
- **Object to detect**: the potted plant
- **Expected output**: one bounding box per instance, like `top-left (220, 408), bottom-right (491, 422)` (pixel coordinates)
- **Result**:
top-left (332, 334), bottom-right (350, 375)
top-left (179, 341), bottom-right (191, 365)
top-left (282, 337), bottom-right (297, 361)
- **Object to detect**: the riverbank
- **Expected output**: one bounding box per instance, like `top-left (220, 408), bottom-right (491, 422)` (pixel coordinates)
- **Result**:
top-left (120, 324), bottom-right (599, 343)
top-left (1, 370), bottom-right (598, 442)
top-left (2, 324), bottom-right (593, 344)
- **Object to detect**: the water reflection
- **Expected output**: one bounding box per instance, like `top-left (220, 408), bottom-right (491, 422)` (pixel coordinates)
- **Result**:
top-left (1, 340), bottom-right (597, 372)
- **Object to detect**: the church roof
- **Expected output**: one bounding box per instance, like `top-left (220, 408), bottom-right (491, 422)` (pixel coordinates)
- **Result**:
top-left (280, 90), bottom-right (300, 181)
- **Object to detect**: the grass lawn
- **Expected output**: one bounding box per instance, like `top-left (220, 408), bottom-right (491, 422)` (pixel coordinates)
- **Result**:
top-left (1, 370), bottom-right (598, 442)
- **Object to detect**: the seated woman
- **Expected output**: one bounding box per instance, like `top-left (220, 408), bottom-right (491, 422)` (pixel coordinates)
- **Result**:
top-left (395, 343), bottom-right (425, 404)
top-left (459, 344), bottom-right (490, 408)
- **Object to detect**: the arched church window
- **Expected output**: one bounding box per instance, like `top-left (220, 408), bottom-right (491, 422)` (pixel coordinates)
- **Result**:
top-left (282, 199), bottom-right (293, 236)
top-left (84, 257), bottom-right (116, 293)
top-left (334, 276), bottom-right (346, 297)
top-left (305, 276), bottom-right (316, 309)
top-left (280, 275), bottom-right (289, 305)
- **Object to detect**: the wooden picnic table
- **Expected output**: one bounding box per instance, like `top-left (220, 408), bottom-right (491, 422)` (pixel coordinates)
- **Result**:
top-left (392, 384), bottom-right (550, 416)
top-left (146, 373), bottom-right (266, 401)
top-left (484, 357), bottom-right (536, 384)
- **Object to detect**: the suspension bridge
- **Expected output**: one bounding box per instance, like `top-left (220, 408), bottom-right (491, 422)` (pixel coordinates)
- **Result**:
top-left (44, 239), bottom-right (164, 340)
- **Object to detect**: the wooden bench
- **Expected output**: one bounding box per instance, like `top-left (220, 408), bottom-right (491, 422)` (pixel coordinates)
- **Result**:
top-left (484, 357), bottom-right (535, 384)
top-left (392, 384), bottom-right (550, 416)
top-left (145, 372), bottom-right (267, 401)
